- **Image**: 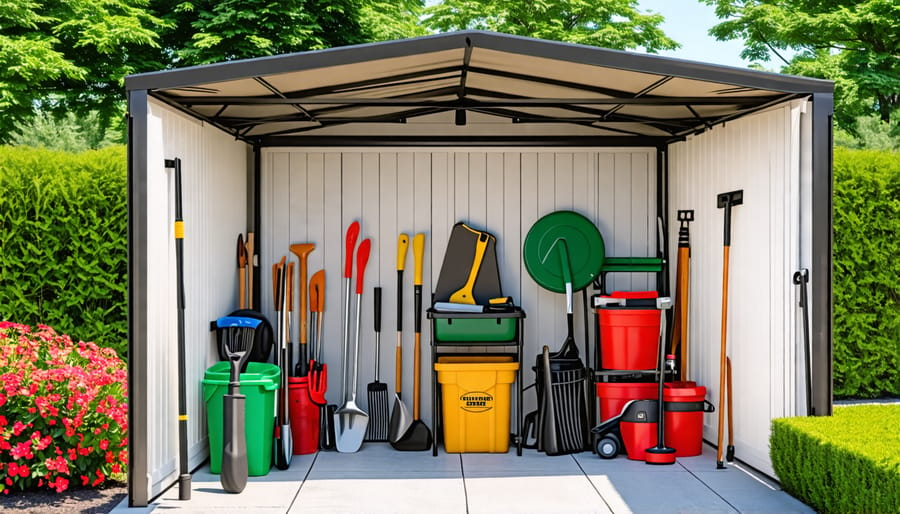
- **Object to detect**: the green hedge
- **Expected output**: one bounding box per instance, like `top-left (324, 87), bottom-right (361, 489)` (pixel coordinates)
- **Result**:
top-left (771, 404), bottom-right (900, 513)
top-left (832, 148), bottom-right (900, 398)
top-left (0, 146), bottom-right (127, 357)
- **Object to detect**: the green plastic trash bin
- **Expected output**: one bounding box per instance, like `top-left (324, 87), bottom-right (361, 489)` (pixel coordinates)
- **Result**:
top-left (202, 361), bottom-right (280, 476)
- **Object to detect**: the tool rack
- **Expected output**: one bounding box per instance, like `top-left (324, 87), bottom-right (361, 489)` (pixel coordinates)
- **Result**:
top-left (427, 307), bottom-right (526, 456)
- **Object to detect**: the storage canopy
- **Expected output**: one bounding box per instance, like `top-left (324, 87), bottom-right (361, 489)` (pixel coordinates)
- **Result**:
top-left (126, 30), bottom-right (833, 508)
top-left (129, 31), bottom-right (831, 146)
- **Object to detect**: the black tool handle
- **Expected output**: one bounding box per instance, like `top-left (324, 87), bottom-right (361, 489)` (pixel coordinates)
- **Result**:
top-left (374, 287), bottom-right (382, 333)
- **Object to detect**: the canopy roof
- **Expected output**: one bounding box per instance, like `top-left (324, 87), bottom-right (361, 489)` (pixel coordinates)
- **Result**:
top-left (126, 31), bottom-right (832, 147)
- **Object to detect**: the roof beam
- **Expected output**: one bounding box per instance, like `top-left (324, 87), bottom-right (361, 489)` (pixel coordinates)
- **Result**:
top-left (176, 95), bottom-right (780, 107)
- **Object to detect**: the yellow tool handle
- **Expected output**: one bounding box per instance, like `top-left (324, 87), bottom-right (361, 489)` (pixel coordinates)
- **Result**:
top-left (413, 233), bottom-right (425, 286)
top-left (397, 234), bottom-right (409, 271)
top-left (449, 233), bottom-right (488, 304)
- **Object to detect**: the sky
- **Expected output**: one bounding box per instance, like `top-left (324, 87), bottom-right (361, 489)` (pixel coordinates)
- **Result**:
top-left (636, 0), bottom-right (753, 68)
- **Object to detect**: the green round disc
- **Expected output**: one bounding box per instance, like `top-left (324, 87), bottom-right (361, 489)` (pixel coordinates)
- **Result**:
top-left (523, 210), bottom-right (605, 293)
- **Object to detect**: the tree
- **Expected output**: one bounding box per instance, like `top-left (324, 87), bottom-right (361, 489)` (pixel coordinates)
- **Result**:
top-left (423, 0), bottom-right (679, 52)
top-left (0, 0), bottom-right (165, 143)
top-left (360, 0), bottom-right (430, 42)
top-left (157, 0), bottom-right (371, 66)
top-left (701, 0), bottom-right (900, 130)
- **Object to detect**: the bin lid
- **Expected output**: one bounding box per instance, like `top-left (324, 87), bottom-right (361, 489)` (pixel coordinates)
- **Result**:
top-left (664, 381), bottom-right (706, 400)
top-left (523, 210), bottom-right (604, 293)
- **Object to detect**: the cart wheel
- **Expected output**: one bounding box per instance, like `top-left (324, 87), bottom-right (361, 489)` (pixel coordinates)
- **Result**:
top-left (597, 435), bottom-right (620, 459)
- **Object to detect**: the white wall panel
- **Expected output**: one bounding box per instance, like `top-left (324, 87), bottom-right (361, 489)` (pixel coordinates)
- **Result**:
top-left (261, 148), bottom-right (656, 427)
top-left (143, 99), bottom-right (248, 499)
top-left (667, 101), bottom-right (810, 475)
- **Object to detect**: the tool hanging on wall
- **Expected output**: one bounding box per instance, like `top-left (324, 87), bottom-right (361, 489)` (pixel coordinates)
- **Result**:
top-left (335, 238), bottom-right (371, 453)
top-left (670, 210), bottom-right (694, 380)
top-left (793, 268), bottom-right (813, 416)
top-left (165, 158), bottom-right (191, 500)
top-left (366, 287), bottom-right (389, 442)
top-left (715, 189), bottom-right (742, 469)
top-left (290, 243), bottom-right (315, 377)
top-left (237, 234), bottom-right (247, 309)
top-left (272, 256), bottom-right (293, 469)
top-left (389, 234), bottom-right (412, 444)
top-left (245, 233), bottom-right (255, 309)
top-left (392, 233), bottom-right (433, 451)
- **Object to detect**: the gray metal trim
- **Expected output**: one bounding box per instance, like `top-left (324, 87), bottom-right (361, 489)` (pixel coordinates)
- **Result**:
top-left (126, 31), bottom-right (832, 95)
top-left (258, 135), bottom-right (671, 148)
top-left (810, 92), bottom-right (834, 416)
top-left (126, 90), bottom-right (150, 507)
top-left (467, 31), bottom-right (834, 94)
top-left (125, 32), bottom-right (473, 92)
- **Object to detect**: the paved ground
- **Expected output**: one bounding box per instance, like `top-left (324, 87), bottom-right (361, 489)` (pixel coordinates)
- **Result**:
top-left (112, 443), bottom-right (813, 513)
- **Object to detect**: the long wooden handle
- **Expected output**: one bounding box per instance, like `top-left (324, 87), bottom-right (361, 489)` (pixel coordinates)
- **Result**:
top-left (245, 233), bottom-right (254, 309)
top-left (238, 268), bottom-right (246, 309)
top-left (716, 245), bottom-right (730, 467)
top-left (395, 334), bottom-right (403, 397)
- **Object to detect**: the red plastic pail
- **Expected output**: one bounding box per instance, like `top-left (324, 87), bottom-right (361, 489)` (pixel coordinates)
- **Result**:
top-left (664, 381), bottom-right (712, 457)
top-left (595, 381), bottom-right (658, 422)
top-left (288, 376), bottom-right (320, 455)
top-left (598, 308), bottom-right (660, 370)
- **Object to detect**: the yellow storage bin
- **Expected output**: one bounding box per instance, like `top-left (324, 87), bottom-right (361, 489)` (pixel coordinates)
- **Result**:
top-left (434, 356), bottom-right (519, 453)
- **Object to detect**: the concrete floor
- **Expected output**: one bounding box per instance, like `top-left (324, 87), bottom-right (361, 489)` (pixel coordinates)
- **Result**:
top-left (112, 443), bottom-right (813, 513)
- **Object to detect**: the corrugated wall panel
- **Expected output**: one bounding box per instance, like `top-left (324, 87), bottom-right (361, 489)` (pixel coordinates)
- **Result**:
top-left (667, 101), bottom-right (810, 475)
top-left (261, 148), bottom-right (655, 425)
top-left (143, 99), bottom-right (248, 499)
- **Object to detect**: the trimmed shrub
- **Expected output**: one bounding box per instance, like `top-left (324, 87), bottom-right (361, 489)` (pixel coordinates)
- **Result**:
top-left (832, 147), bottom-right (900, 398)
top-left (0, 146), bottom-right (127, 357)
top-left (771, 404), bottom-right (900, 513)
top-left (0, 322), bottom-right (128, 494)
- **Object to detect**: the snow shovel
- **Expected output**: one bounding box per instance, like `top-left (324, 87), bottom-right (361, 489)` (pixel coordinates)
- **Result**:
top-left (393, 233), bottom-right (433, 451)
top-left (389, 234), bottom-right (413, 444)
top-left (335, 238), bottom-right (371, 453)
top-left (218, 316), bottom-right (260, 493)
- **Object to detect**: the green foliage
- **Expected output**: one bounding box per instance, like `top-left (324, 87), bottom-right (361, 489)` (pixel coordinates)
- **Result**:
top-left (423, 0), bottom-right (679, 52)
top-left (360, 0), bottom-right (430, 42)
top-left (832, 147), bottom-right (900, 398)
top-left (9, 111), bottom-right (125, 152)
top-left (701, 0), bottom-right (900, 129)
top-left (0, 0), bottom-right (165, 143)
top-left (834, 115), bottom-right (900, 151)
top-left (771, 404), bottom-right (900, 513)
top-left (0, 146), bottom-right (128, 357)
top-left (148, 0), bottom-right (372, 66)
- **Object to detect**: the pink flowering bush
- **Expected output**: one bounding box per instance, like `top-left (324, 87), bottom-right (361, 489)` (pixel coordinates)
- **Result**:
top-left (0, 322), bottom-right (127, 494)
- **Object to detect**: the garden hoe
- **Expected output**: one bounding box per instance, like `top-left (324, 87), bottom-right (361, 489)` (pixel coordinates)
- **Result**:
top-left (219, 316), bottom-right (260, 493)
top-left (393, 233), bottom-right (433, 451)
top-left (335, 238), bottom-right (371, 453)
top-left (389, 234), bottom-right (413, 445)
top-left (165, 157), bottom-right (191, 500)
top-left (715, 189), bottom-right (742, 469)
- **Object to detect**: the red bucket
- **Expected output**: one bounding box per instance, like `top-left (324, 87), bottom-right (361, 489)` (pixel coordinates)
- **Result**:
top-left (595, 381), bottom-right (658, 422)
top-left (288, 376), bottom-right (320, 455)
top-left (597, 307), bottom-right (660, 370)
top-left (619, 400), bottom-right (658, 461)
top-left (664, 381), bottom-right (713, 457)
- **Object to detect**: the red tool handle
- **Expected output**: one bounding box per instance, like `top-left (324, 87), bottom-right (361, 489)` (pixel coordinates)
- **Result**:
top-left (355, 239), bottom-right (371, 294)
top-left (344, 221), bottom-right (360, 279)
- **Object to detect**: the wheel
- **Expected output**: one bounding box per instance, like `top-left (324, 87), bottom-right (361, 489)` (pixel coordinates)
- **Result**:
top-left (596, 435), bottom-right (620, 459)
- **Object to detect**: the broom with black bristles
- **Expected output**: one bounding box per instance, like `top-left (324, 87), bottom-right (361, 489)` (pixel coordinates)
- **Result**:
top-left (365, 287), bottom-right (389, 441)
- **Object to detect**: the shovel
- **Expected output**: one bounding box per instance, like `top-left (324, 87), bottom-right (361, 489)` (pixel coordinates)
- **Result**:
top-left (392, 233), bottom-right (433, 451)
top-left (389, 234), bottom-right (413, 444)
top-left (335, 238), bottom-right (371, 453)
top-left (218, 316), bottom-right (260, 493)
